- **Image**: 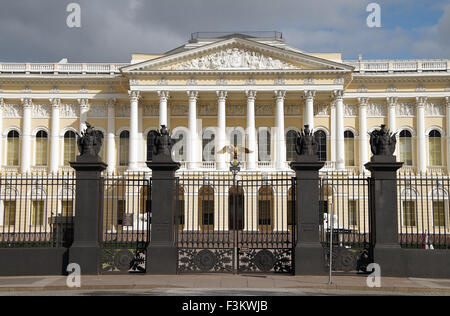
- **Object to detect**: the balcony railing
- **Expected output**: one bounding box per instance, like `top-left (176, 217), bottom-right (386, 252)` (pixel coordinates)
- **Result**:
top-left (344, 59), bottom-right (450, 73)
top-left (0, 63), bottom-right (129, 75)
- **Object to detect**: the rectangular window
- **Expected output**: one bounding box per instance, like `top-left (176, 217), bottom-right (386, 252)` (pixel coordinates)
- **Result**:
top-left (433, 201), bottom-right (446, 228)
top-left (348, 200), bottom-right (358, 226)
top-left (32, 201), bottom-right (45, 226)
top-left (402, 201), bottom-right (416, 227)
top-left (117, 200), bottom-right (126, 225)
top-left (119, 139), bottom-right (129, 166)
top-left (61, 200), bottom-right (74, 217)
top-left (399, 138), bottom-right (413, 166)
top-left (3, 201), bottom-right (16, 226)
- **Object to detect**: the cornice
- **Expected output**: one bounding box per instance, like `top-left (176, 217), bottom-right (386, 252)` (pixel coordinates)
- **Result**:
top-left (0, 76), bottom-right (125, 86)
top-left (352, 73), bottom-right (450, 84)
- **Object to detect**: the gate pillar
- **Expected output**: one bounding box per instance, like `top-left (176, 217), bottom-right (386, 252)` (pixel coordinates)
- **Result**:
top-left (290, 126), bottom-right (326, 275)
top-left (69, 123), bottom-right (107, 275)
top-left (146, 126), bottom-right (180, 274)
top-left (365, 125), bottom-right (404, 276)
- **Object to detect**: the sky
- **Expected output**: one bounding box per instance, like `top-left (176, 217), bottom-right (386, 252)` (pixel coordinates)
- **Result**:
top-left (0, 0), bottom-right (449, 63)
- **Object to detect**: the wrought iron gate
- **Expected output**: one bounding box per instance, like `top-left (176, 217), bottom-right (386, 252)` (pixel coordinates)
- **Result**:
top-left (319, 175), bottom-right (373, 273)
top-left (175, 174), bottom-right (295, 274)
top-left (100, 176), bottom-right (151, 274)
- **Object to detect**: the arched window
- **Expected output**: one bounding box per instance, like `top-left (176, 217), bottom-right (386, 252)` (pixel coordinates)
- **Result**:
top-left (119, 131), bottom-right (130, 166)
top-left (286, 130), bottom-right (297, 161)
top-left (258, 186), bottom-right (274, 231)
top-left (228, 186), bottom-right (244, 230)
top-left (399, 130), bottom-right (413, 166)
top-left (63, 131), bottom-right (77, 166)
top-left (429, 130), bottom-right (442, 166)
top-left (202, 129), bottom-right (215, 162)
top-left (172, 130), bottom-right (187, 162)
top-left (344, 131), bottom-right (355, 166)
top-left (230, 129), bottom-right (244, 161)
top-left (146, 130), bottom-right (158, 161)
top-left (199, 186), bottom-right (214, 230)
top-left (314, 130), bottom-right (327, 162)
top-left (35, 130), bottom-right (48, 166)
top-left (258, 129), bottom-right (271, 161)
top-left (6, 130), bottom-right (20, 166)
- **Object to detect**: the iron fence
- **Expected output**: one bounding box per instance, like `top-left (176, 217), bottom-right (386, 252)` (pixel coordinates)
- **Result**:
top-left (0, 172), bottom-right (75, 248)
top-left (101, 174), bottom-right (151, 273)
top-left (398, 175), bottom-right (450, 249)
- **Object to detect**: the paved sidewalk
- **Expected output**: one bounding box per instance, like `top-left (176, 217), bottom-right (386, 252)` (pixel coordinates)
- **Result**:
top-left (0, 274), bottom-right (449, 295)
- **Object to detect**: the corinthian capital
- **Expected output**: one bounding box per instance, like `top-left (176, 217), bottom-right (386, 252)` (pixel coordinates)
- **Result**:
top-left (274, 90), bottom-right (286, 100)
top-left (157, 90), bottom-right (170, 101)
top-left (21, 98), bottom-right (32, 108)
top-left (387, 97), bottom-right (398, 106)
top-left (49, 98), bottom-right (61, 108)
top-left (445, 96), bottom-right (450, 106)
top-left (304, 90), bottom-right (316, 100)
top-left (332, 90), bottom-right (344, 101)
top-left (77, 98), bottom-right (89, 109)
top-left (216, 90), bottom-right (228, 101)
top-left (128, 90), bottom-right (141, 101)
top-left (358, 97), bottom-right (369, 106)
top-left (187, 90), bottom-right (198, 101)
top-left (416, 96), bottom-right (428, 107)
top-left (107, 98), bottom-right (117, 108)
top-left (245, 90), bottom-right (257, 100)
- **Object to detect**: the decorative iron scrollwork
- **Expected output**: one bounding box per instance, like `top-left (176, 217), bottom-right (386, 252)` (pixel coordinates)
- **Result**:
top-left (324, 245), bottom-right (371, 272)
top-left (239, 248), bottom-right (293, 273)
top-left (101, 247), bottom-right (146, 273)
top-left (178, 248), bottom-right (233, 273)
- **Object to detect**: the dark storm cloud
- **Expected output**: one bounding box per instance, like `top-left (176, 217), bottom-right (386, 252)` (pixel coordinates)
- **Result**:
top-left (0, 0), bottom-right (448, 62)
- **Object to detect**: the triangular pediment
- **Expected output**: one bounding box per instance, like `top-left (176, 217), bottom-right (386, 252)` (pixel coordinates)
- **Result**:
top-left (122, 38), bottom-right (353, 73)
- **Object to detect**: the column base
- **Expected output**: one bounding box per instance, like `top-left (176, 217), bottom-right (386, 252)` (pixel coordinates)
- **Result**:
top-left (146, 245), bottom-right (178, 274)
top-left (294, 243), bottom-right (327, 276)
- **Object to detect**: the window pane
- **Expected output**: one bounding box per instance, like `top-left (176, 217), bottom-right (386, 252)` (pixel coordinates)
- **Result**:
top-left (399, 132), bottom-right (413, 166)
top-left (35, 135), bottom-right (48, 166)
top-left (433, 201), bottom-right (446, 228)
top-left (61, 201), bottom-right (73, 217)
top-left (286, 130), bottom-right (297, 161)
top-left (32, 201), bottom-right (44, 226)
top-left (258, 130), bottom-right (271, 161)
top-left (348, 200), bottom-right (358, 226)
top-left (429, 136), bottom-right (442, 166)
top-left (202, 130), bottom-right (215, 162)
top-left (402, 201), bottom-right (416, 227)
top-left (117, 200), bottom-right (125, 225)
top-left (3, 201), bottom-right (16, 226)
top-left (344, 137), bottom-right (354, 166)
top-left (7, 133), bottom-right (19, 166)
top-left (119, 132), bottom-right (129, 166)
top-left (64, 132), bottom-right (77, 165)
top-left (314, 131), bottom-right (327, 162)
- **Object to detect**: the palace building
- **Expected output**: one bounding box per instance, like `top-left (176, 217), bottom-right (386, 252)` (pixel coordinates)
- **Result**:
top-left (1, 31), bottom-right (450, 176)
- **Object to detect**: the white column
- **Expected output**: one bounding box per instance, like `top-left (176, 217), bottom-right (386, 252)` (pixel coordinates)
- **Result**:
top-left (157, 90), bottom-right (169, 127)
top-left (128, 90), bottom-right (140, 171)
top-left (275, 90), bottom-right (286, 169)
top-left (216, 90), bottom-right (227, 170)
top-left (446, 97), bottom-right (450, 174)
top-left (334, 90), bottom-right (345, 170)
top-left (330, 101), bottom-right (336, 163)
top-left (21, 98), bottom-right (32, 173)
top-left (106, 98), bottom-right (116, 174)
top-left (304, 90), bottom-right (315, 129)
top-left (187, 91), bottom-right (199, 169)
top-left (78, 98), bottom-right (88, 132)
top-left (358, 97), bottom-right (369, 173)
top-left (138, 103), bottom-right (143, 167)
top-left (417, 96), bottom-right (427, 173)
top-left (387, 97), bottom-right (398, 133)
top-left (246, 90), bottom-right (257, 170)
top-left (49, 98), bottom-right (60, 173)
top-left (0, 98), bottom-right (3, 168)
